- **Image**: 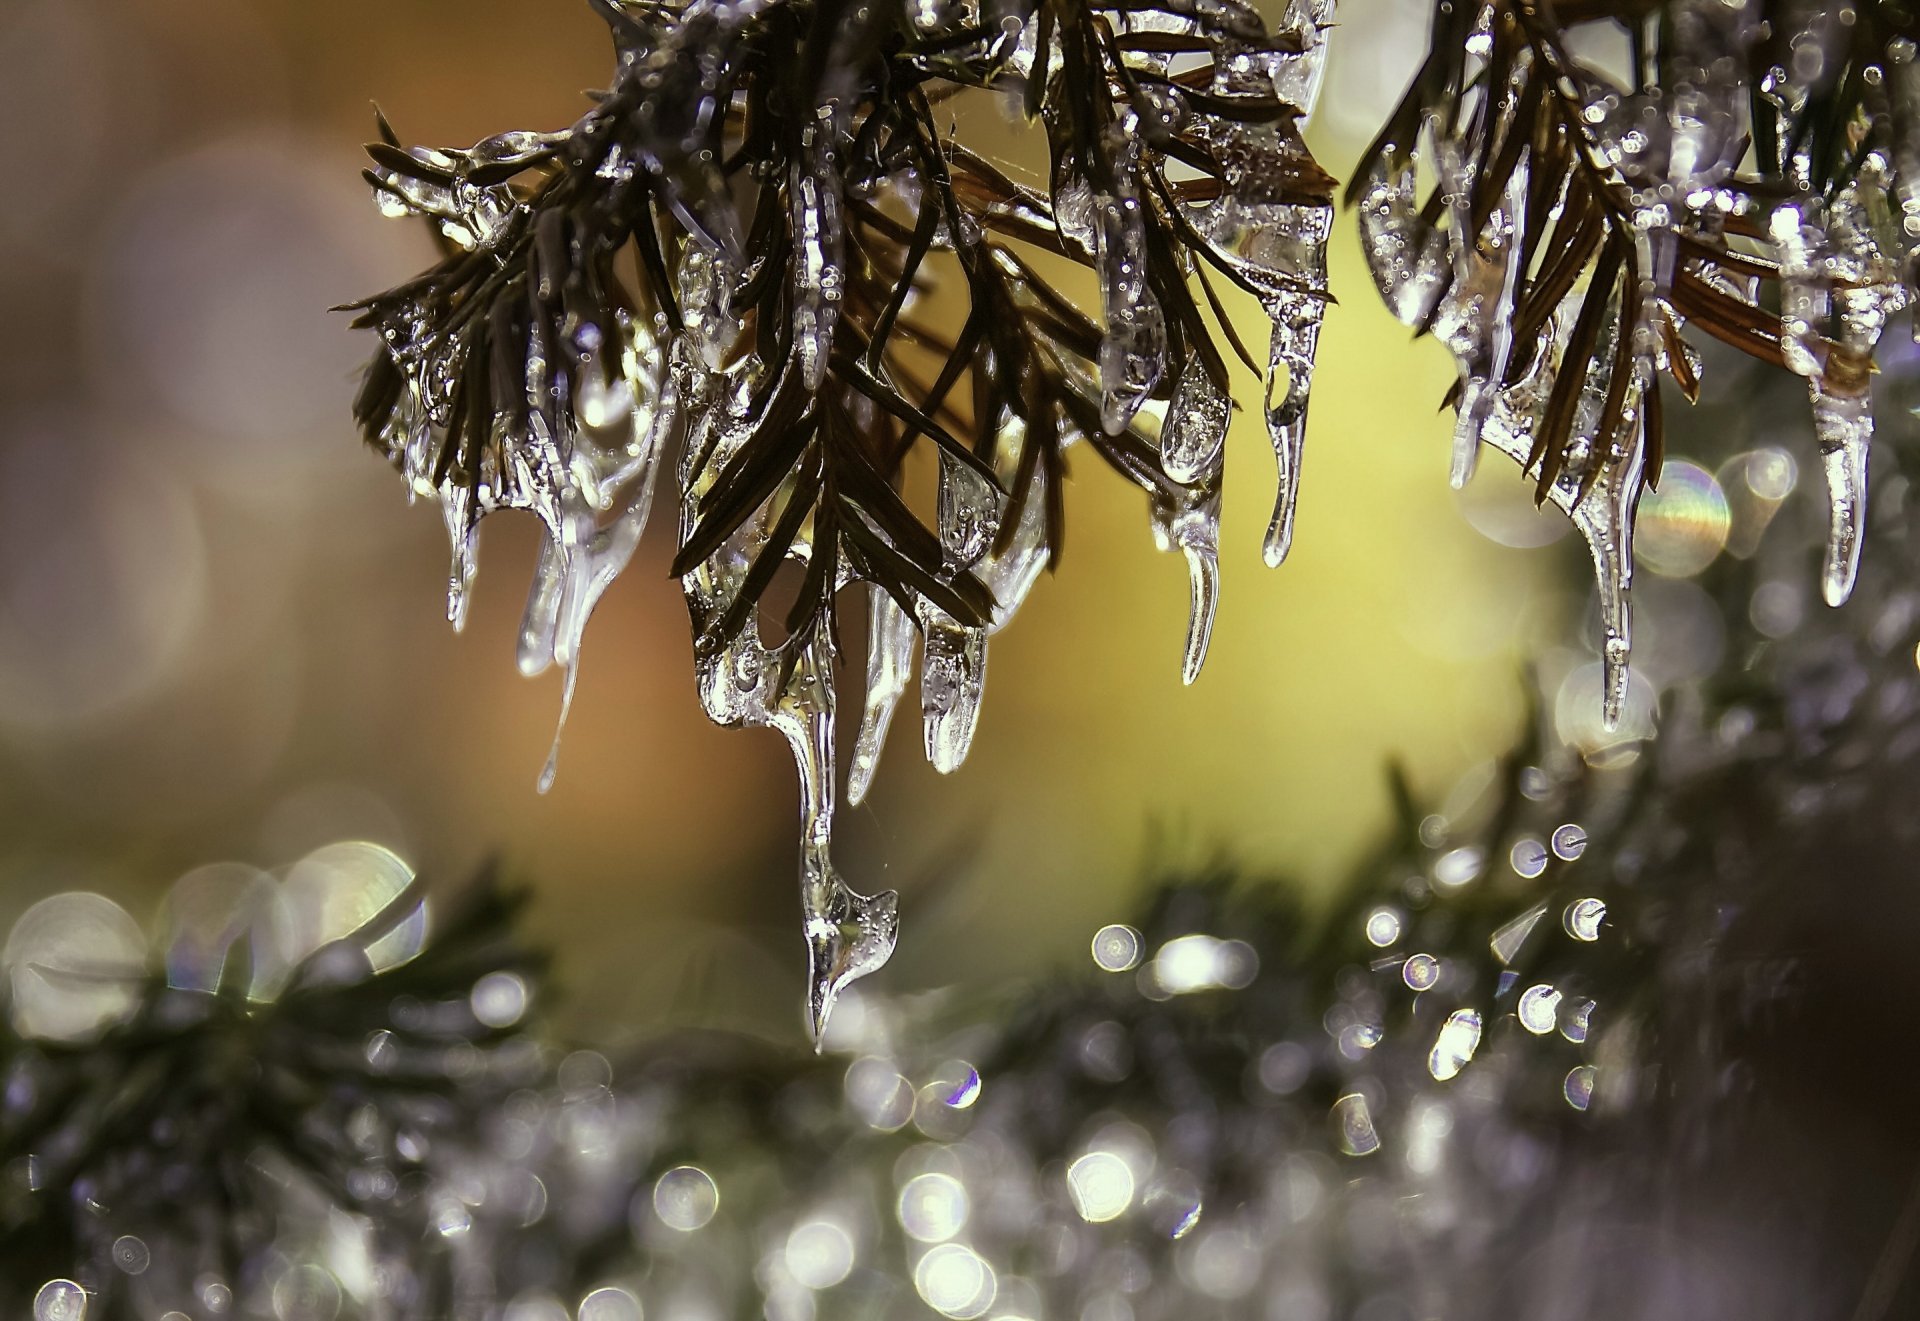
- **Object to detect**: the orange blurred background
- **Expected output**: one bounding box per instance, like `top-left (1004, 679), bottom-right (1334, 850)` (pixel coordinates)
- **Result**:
top-left (0, 0), bottom-right (1575, 1039)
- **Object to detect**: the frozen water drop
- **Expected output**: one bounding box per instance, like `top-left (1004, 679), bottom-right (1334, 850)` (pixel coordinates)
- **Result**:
top-left (1561, 998), bottom-right (1595, 1043)
top-left (1161, 358), bottom-right (1231, 485)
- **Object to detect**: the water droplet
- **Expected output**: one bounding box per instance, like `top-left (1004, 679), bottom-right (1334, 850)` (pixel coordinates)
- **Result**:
top-left (471, 970), bottom-right (529, 1028)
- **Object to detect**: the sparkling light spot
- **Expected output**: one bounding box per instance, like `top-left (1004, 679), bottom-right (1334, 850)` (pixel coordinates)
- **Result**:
top-left (1150, 934), bottom-right (1257, 994)
top-left (898, 1172), bottom-right (969, 1242)
top-left (577, 1286), bottom-right (642, 1321)
top-left (35, 1280), bottom-right (87, 1321)
top-left (1066, 1150), bottom-right (1136, 1223)
top-left (1428, 1009), bottom-right (1482, 1082)
top-left (1364, 907), bottom-right (1402, 947)
top-left (786, 1219), bottom-right (856, 1289)
top-left (1091, 924), bottom-right (1143, 972)
top-left (1332, 1093), bottom-right (1379, 1156)
top-left (1509, 837), bottom-right (1548, 878)
top-left (1561, 999), bottom-right (1595, 1044)
top-left (1402, 952), bottom-right (1440, 992)
top-left (1551, 823), bottom-right (1589, 860)
top-left (913, 1244), bottom-right (996, 1319)
top-left (1565, 1064), bottom-right (1597, 1110)
top-left (1635, 459), bottom-right (1731, 577)
top-left (1518, 984), bottom-right (1561, 1034)
top-left (471, 970), bottom-right (529, 1028)
top-left (1563, 897), bottom-right (1607, 941)
top-left (1433, 846), bottom-right (1484, 889)
top-left (653, 1166), bottom-right (719, 1231)
top-left (111, 1235), bottom-right (150, 1275)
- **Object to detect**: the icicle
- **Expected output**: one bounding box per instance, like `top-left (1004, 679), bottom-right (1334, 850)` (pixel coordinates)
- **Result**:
top-left (791, 104), bottom-right (847, 392)
top-left (848, 586), bottom-right (917, 807)
top-left (533, 314), bottom-right (676, 791)
top-left (1188, 111), bottom-right (1330, 566)
top-left (1261, 268), bottom-right (1326, 567)
top-left (1161, 356), bottom-right (1231, 486)
top-left (1095, 192), bottom-right (1166, 434)
top-left (936, 450), bottom-right (1004, 573)
top-left (1149, 457), bottom-right (1222, 685)
top-left (1357, 148), bottom-right (1450, 327)
top-left (919, 605), bottom-right (989, 772)
top-left (1813, 397), bottom-right (1870, 605)
top-left (677, 371), bottom-right (895, 1043)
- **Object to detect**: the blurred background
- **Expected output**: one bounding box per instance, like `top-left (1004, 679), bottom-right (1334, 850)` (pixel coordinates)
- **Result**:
top-left (0, 0), bottom-right (1776, 1039)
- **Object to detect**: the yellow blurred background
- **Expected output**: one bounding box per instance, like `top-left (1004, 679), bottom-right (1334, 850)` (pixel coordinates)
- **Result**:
top-left (0, 0), bottom-right (1581, 1038)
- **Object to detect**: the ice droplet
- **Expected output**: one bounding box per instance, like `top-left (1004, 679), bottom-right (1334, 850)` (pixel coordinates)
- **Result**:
top-left (1357, 147), bottom-right (1450, 326)
top-left (919, 604), bottom-right (988, 773)
top-left (1094, 177), bottom-right (1166, 434)
top-left (1161, 357), bottom-right (1231, 486)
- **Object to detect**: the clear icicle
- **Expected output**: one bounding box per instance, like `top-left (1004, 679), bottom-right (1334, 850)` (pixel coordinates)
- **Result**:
top-left (1261, 266), bottom-right (1326, 566)
top-left (1357, 148), bottom-right (1451, 327)
top-left (848, 586), bottom-right (918, 807)
top-left (1149, 456), bottom-right (1222, 685)
top-left (1812, 389), bottom-right (1871, 607)
top-left (919, 605), bottom-right (989, 772)
top-left (1187, 109), bottom-right (1330, 567)
top-left (1161, 356), bottom-right (1232, 486)
top-left (678, 368), bottom-right (895, 1043)
top-left (1093, 135), bottom-right (1166, 434)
